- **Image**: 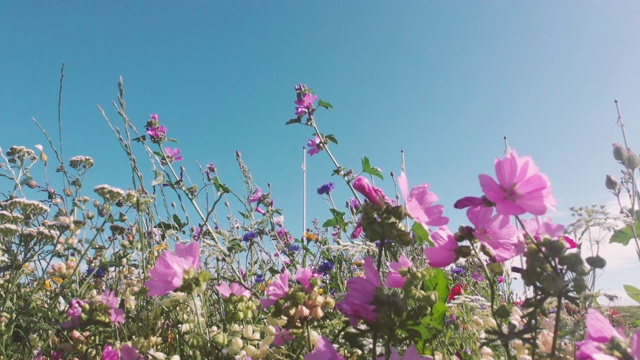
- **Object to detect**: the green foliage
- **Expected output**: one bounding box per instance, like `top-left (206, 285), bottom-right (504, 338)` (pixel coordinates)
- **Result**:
top-left (610, 211), bottom-right (640, 246)
top-left (624, 284), bottom-right (640, 304)
top-left (361, 156), bottom-right (383, 180)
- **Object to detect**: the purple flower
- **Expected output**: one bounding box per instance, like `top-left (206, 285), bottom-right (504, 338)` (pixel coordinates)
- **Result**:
top-left (317, 261), bottom-right (335, 275)
top-left (102, 290), bottom-right (125, 325)
top-left (307, 135), bottom-right (323, 156)
top-left (424, 226), bottom-right (459, 268)
top-left (471, 270), bottom-right (485, 282)
top-left (497, 276), bottom-right (505, 284)
top-left (163, 147), bottom-right (183, 162)
top-left (255, 274), bottom-right (265, 283)
top-left (317, 182), bottom-right (336, 195)
top-left (336, 257), bottom-right (381, 326)
top-left (150, 114), bottom-right (158, 121)
top-left (242, 230), bottom-right (258, 242)
top-left (576, 308), bottom-right (639, 359)
top-left (146, 125), bottom-right (167, 141)
top-left (305, 336), bottom-right (344, 360)
top-left (287, 244), bottom-right (301, 252)
top-left (347, 197), bottom-right (360, 211)
top-left (451, 267), bottom-right (464, 275)
top-left (192, 227), bottom-right (201, 240)
top-left (86, 267), bottom-right (106, 278)
top-left (260, 272), bottom-right (290, 308)
top-left (62, 299), bottom-right (87, 328)
top-left (295, 92), bottom-right (318, 116)
top-left (249, 188), bottom-right (262, 203)
top-left (386, 255), bottom-right (412, 288)
top-left (453, 196), bottom-right (486, 209)
top-left (353, 176), bottom-right (391, 207)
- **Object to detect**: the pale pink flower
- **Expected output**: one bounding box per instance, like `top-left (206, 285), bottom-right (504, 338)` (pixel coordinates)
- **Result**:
top-left (249, 188), bottom-right (262, 203)
top-left (102, 290), bottom-right (125, 325)
top-left (163, 147), bottom-right (184, 162)
top-left (294, 267), bottom-right (318, 292)
top-left (146, 125), bottom-right (166, 141)
top-left (378, 345), bottom-right (433, 360)
top-left (336, 257), bottom-right (381, 326)
top-left (520, 216), bottom-right (565, 241)
top-left (145, 242), bottom-right (201, 296)
top-left (62, 299), bottom-right (86, 328)
top-left (423, 226), bottom-right (459, 268)
top-left (479, 150), bottom-right (556, 216)
top-left (216, 281), bottom-right (251, 299)
top-left (260, 272), bottom-right (290, 308)
top-left (467, 206), bottom-right (522, 262)
top-left (386, 254), bottom-right (412, 288)
top-left (295, 93), bottom-right (318, 116)
top-left (307, 135), bottom-right (322, 156)
top-left (576, 309), bottom-right (635, 360)
top-left (272, 326), bottom-right (294, 347)
top-left (398, 172), bottom-right (448, 227)
top-left (304, 336), bottom-right (344, 360)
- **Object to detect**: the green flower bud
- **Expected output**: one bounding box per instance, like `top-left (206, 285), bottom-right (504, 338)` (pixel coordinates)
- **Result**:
top-left (605, 175), bottom-right (619, 191)
top-left (545, 240), bottom-right (567, 258)
top-left (624, 150), bottom-right (640, 170)
top-left (586, 255), bottom-right (606, 269)
top-left (573, 276), bottom-right (588, 294)
top-left (455, 245), bottom-right (471, 258)
top-left (613, 143), bottom-right (628, 162)
top-left (487, 263), bottom-right (503, 276)
top-left (541, 273), bottom-right (565, 295)
top-left (213, 332), bottom-right (228, 347)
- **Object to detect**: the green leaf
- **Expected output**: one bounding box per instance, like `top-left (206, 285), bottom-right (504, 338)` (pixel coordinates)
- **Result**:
top-left (610, 211), bottom-right (640, 246)
top-left (412, 222), bottom-right (434, 246)
top-left (151, 171), bottom-right (164, 187)
top-left (172, 214), bottom-right (186, 230)
top-left (285, 118), bottom-right (301, 125)
top-left (624, 284), bottom-right (640, 304)
top-left (423, 268), bottom-right (450, 305)
top-left (318, 99), bottom-right (333, 109)
top-left (325, 134), bottom-right (338, 145)
top-left (213, 176), bottom-right (231, 194)
top-left (361, 156), bottom-right (383, 180)
top-left (132, 136), bottom-right (146, 143)
top-left (322, 209), bottom-right (347, 232)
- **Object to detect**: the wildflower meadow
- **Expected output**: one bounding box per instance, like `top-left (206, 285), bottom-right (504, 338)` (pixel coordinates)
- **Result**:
top-left (1, 78), bottom-right (640, 360)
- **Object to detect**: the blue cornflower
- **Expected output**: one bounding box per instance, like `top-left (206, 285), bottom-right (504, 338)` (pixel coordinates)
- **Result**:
top-left (317, 260), bottom-right (335, 275)
top-left (86, 267), bottom-right (106, 279)
top-left (242, 230), bottom-right (258, 242)
top-left (452, 267), bottom-right (464, 275)
top-left (317, 182), bottom-right (336, 195)
top-left (347, 197), bottom-right (360, 211)
top-left (287, 244), bottom-right (301, 252)
top-left (255, 274), bottom-right (264, 283)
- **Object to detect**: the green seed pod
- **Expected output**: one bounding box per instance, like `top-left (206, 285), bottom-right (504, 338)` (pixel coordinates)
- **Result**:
top-left (613, 143), bottom-right (628, 162)
top-left (624, 150), bottom-right (640, 170)
top-left (573, 276), bottom-right (587, 294)
top-left (605, 175), bottom-right (619, 191)
top-left (586, 255), bottom-right (607, 269)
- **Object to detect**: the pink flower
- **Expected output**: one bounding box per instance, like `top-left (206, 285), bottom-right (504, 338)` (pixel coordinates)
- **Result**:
top-left (307, 135), bottom-right (322, 156)
top-left (145, 242), bottom-right (201, 296)
top-left (304, 336), bottom-right (344, 360)
top-left (386, 254), bottom-right (412, 288)
top-left (423, 226), bottom-right (459, 268)
top-left (294, 267), bottom-right (318, 292)
top-left (467, 206), bottom-right (522, 262)
top-left (336, 257), bottom-right (381, 326)
top-left (101, 345), bottom-right (118, 360)
top-left (249, 188), bottom-right (262, 203)
top-left (295, 93), bottom-right (318, 116)
top-left (398, 172), bottom-right (449, 227)
top-left (520, 216), bottom-right (565, 241)
top-left (378, 345), bottom-right (433, 360)
top-left (146, 125), bottom-right (166, 141)
top-left (62, 299), bottom-right (86, 328)
top-left (102, 344), bottom-right (139, 360)
top-left (216, 281), bottom-right (251, 299)
top-left (576, 309), bottom-right (637, 360)
top-left (479, 150), bottom-right (556, 216)
top-left (102, 290), bottom-right (125, 325)
top-left (260, 272), bottom-right (290, 308)
top-left (352, 176), bottom-right (391, 207)
top-left (150, 114), bottom-right (158, 121)
top-left (163, 147), bottom-right (184, 162)
top-left (272, 326), bottom-right (295, 347)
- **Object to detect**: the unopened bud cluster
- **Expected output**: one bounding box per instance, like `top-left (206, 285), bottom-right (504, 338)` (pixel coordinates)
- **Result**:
top-left (359, 202), bottom-right (412, 245)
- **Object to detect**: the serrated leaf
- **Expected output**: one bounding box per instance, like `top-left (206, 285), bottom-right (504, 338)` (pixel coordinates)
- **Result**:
top-left (610, 212), bottom-right (640, 246)
top-left (285, 118), bottom-right (301, 125)
top-left (361, 156), bottom-right (383, 180)
top-left (322, 209), bottom-right (347, 231)
top-left (325, 134), bottom-right (338, 145)
top-left (412, 222), bottom-right (434, 246)
top-left (624, 284), bottom-right (640, 304)
top-left (318, 99), bottom-right (333, 109)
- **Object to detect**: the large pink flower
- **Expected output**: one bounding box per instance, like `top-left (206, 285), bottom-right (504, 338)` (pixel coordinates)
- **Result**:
top-left (260, 272), bottom-right (290, 308)
top-left (398, 172), bottom-right (448, 227)
top-left (520, 216), bottom-right (565, 241)
top-left (352, 176), bottom-right (391, 207)
top-left (216, 281), bottom-right (251, 299)
top-left (304, 336), bottom-right (344, 360)
top-left (479, 150), bottom-right (556, 216)
top-left (336, 257), bottom-right (381, 326)
top-left (576, 309), bottom-right (639, 360)
top-left (145, 242), bottom-right (201, 296)
top-left (467, 206), bottom-right (522, 262)
top-left (102, 290), bottom-right (125, 325)
top-left (423, 226), bottom-right (459, 268)
top-left (386, 254), bottom-right (412, 288)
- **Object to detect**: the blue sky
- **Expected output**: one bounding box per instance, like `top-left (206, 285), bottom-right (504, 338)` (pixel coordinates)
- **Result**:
top-left (2, 1), bottom-right (640, 303)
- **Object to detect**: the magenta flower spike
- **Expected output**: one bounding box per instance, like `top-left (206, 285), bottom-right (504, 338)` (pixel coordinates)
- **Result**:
top-left (304, 336), bottom-right (345, 360)
top-left (467, 206), bottom-right (522, 263)
top-left (423, 226), bottom-right (459, 268)
top-left (398, 172), bottom-right (449, 227)
top-left (386, 254), bottom-right (412, 288)
top-left (145, 242), bottom-right (201, 296)
top-left (260, 272), bottom-right (290, 308)
top-left (479, 150), bottom-right (556, 216)
top-left (216, 281), bottom-right (251, 299)
top-left (336, 257), bottom-right (381, 326)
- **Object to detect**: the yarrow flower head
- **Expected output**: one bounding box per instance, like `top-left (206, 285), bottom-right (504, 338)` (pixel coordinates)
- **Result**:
top-left (145, 242), bottom-right (201, 296)
top-left (317, 182), bottom-right (335, 195)
top-left (163, 147), bottom-right (183, 162)
top-left (479, 150), bottom-right (556, 216)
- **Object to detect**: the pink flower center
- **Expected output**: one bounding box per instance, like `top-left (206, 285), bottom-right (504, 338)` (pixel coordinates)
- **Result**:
top-left (502, 184), bottom-right (521, 202)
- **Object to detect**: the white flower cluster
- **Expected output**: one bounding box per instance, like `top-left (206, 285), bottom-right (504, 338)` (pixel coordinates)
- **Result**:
top-left (93, 184), bottom-right (125, 203)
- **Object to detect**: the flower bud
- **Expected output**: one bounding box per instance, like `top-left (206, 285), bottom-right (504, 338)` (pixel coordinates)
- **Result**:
top-left (213, 332), bottom-right (228, 346)
top-left (613, 143), bottom-right (628, 162)
top-left (624, 150), bottom-right (640, 170)
top-left (25, 180), bottom-right (38, 189)
top-left (586, 255), bottom-right (606, 269)
top-left (605, 175), bottom-right (619, 191)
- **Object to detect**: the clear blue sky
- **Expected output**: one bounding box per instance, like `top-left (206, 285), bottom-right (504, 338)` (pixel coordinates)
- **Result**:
top-left (2, 1), bottom-right (640, 303)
